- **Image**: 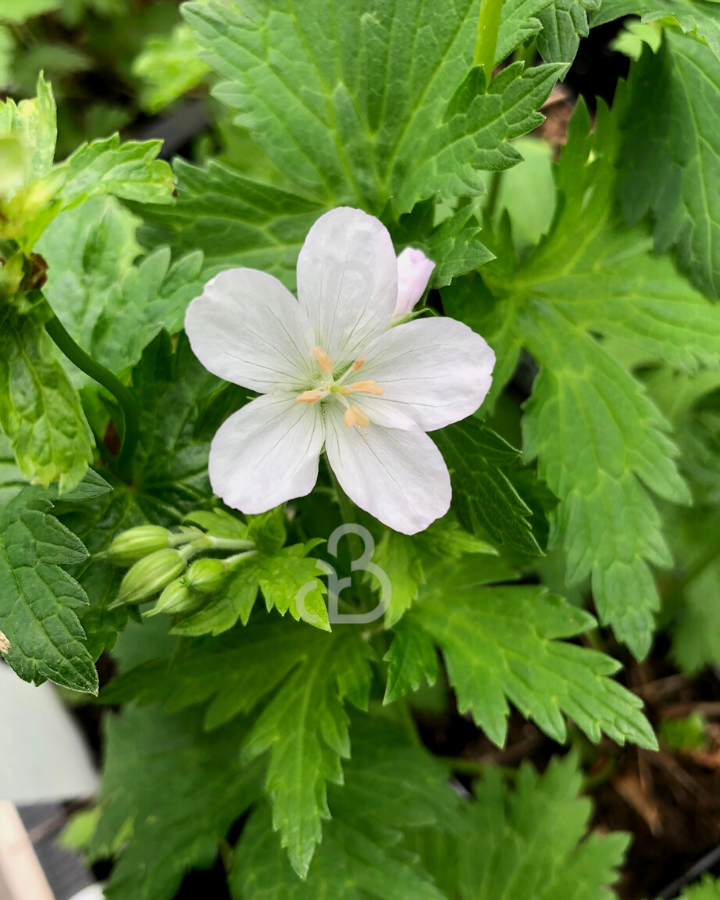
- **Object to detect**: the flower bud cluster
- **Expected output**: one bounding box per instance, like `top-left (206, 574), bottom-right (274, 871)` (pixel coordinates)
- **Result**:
top-left (106, 524), bottom-right (255, 615)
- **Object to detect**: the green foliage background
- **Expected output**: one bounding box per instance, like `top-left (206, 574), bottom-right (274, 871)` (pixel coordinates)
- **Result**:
top-left (2, 0), bottom-right (720, 896)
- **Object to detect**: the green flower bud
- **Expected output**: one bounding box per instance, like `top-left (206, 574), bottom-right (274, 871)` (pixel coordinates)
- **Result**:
top-left (106, 526), bottom-right (173, 565)
top-left (146, 579), bottom-right (205, 618)
top-left (114, 548), bottom-right (187, 606)
top-left (184, 558), bottom-right (227, 594)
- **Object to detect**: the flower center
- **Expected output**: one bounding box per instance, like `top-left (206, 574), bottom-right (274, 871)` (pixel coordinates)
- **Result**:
top-left (295, 346), bottom-right (384, 429)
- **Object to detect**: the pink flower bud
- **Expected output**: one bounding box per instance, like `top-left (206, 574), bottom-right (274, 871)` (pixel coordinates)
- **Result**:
top-left (393, 247), bottom-right (435, 322)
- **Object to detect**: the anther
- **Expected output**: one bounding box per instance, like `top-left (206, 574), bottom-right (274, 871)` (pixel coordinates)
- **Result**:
top-left (312, 346), bottom-right (333, 375)
top-left (350, 380), bottom-right (384, 396)
top-left (296, 389), bottom-right (323, 405)
top-left (343, 405), bottom-right (370, 428)
top-left (352, 355), bottom-right (365, 372)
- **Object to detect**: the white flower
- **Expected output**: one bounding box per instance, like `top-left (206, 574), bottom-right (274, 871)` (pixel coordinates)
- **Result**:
top-left (185, 207), bottom-right (495, 535)
top-left (393, 246), bottom-right (435, 322)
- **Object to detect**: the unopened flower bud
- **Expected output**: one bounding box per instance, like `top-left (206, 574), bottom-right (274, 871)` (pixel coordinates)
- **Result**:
top-left (106, 526), bottom-right (173, 565)
top-left (184, 558), bottom-right (227, 594)
top-left (392, 247), bottom-right (435, 322)
top-left (114, 548), bottom-right (187, 606)
top-left (146, 579), bottom-right (205, 617)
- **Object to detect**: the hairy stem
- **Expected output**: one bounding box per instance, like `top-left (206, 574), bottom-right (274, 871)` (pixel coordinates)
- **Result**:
top-left (44, 312), bottom-right (140, 484)
top-left (474, 0), bottom-right (504, 85)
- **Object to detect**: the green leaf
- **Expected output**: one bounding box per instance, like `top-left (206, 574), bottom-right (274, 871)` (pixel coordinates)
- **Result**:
top-left (0, 482), bottom-right (98, 692)
top-left (172, 541), bottom-right (329, 634)
top-left (432, 419), bottom-right (541, 556)
top-left (125, 331), bottom-right (224, 521)
top-left (411, 583), bottom-right (657, 749)
top-left (39, 196), bottom-right (204, 383)
top-left (54, 333), bottom-right (240, 656)
top-left (101, 617), bottom-right (373, 878)
top-left (619, 34), bottom-right (720, 299)
top-left (0, 72), bottom-right (56, 193)
top-left (132, 24), bottom-right (209, 114)
top-left (54, 479), bottom-right (144, 659)
top-left (88, 704), bottom-right (264, 900)
top-left (0, 76), bottom-right (175, 249)
top-left (135, 158), bottom-right (324, 289)
top-left (448, 96), bottom-right (720, 658)
top-left (496, 0), bottom-right (557, 62)
top-left (0, 432), bottom-right (28, 511)
top-left (242, 629), bottom-right (373, 877)
top-left (0, 0), bottom-right (61, 23)
top-left (384, 616), bottom-right (439, 705)
top-left (391, 202), bottom-right (495, 289)
top-left (137, 161), bottom-right (494, 294)
top-left (537, 0), bottom-right (601, 65)
top-left (183, 0), bottom-right (562, 216)
top-left (656, 391), bottom-right (720, 673)
top-left (0, 26), bottom-right (13, 91)
top-left (659, 711), bottom-right (707, 750)
top-left (594, 0), bottom-right (720, 64)
top-left (372, 531), bottom-right (426, 628)
top-left (678, 876), bottom-right (720, 900)
top-left (0, 308), bottom-right (93, 492)
top-left (370, 519), bottom-right (497, 629)
top-left (487, 136), bottom-right (556, 253)
top-left (59, 134), bottom-right (176, 207)
top-left (231, 718), bottom-right (458, 900)
top-left (459, 754), bottom-right (629, 899)
top-left (384, 553), bottom-right (519, 706)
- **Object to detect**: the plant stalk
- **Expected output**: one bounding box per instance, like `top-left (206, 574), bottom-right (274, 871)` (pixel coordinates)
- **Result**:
top-left (325, 455), bottom-right (363, 562)
top-left (44, 312), bottom-right (140, 484)
top-left (474, 0), bottom-right (504, 86)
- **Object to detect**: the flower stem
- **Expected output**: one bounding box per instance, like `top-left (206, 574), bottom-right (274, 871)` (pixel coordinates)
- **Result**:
top-left (44, 312), bottom-right (140, 484)
top-left (325, 455), bottom-right (363, 562)
top-left (474, 0), bottom-right (504, 86)
top-left (208, 537), bottom-right (256, 552)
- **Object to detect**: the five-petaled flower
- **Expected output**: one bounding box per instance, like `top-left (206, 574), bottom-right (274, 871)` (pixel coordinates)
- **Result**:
top-left (185, 207), bottom-right (495, 535)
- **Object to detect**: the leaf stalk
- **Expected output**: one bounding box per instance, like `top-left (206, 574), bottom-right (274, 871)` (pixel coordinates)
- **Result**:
top-left (474, 0), bottom-right (504, 86)
top-left (44, 311), bottom-right (140, 483)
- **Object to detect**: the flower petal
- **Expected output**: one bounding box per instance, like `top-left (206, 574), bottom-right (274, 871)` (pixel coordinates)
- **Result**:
top-left (349, 317), bottom-right (495, 431)
top-left (296, 207), bottom-right (397, 365)
top-left (185, 268), bottom-right (315, 393)
top-left (209, 393), bottom-right (324, 514)
top-left (325, 406), bottom-right (451, 535)
top-left (393, 247), bottom-right (435, 321)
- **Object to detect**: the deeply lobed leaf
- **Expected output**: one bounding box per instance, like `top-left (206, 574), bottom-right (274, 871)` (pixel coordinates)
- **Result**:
top-left (405, 582), bottom-right (656, 748)
top-left (446, 95), bottom-right (720, 658)
top-left (101, 617), bottom-right (373, 878)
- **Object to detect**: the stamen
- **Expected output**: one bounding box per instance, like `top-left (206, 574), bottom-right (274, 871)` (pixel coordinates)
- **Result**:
top-left (350, 380), bottom-right (384, 396)
top-left (343, 405), bottom-right (370, 428)
top-left (296, 389), bottom-right (323, 405)
top-left (353, 355), bottom-right (365, 371)
top-left (312, 346), bottom-right (333, 375)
